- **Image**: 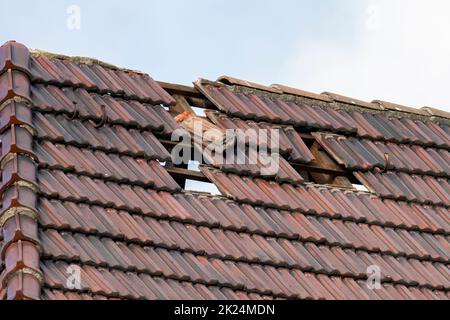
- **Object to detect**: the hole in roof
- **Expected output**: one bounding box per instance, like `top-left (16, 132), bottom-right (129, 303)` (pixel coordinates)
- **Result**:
top-left (162, 82), bottom-right (367, 194)
top-left (191, 107), bottom-right (206, 117)
top-left (289, 137), bottom-right (363, 190)
top-left (353, 184), bottom-right (369, 192)
top-left (162, 141), bottom-right (219, 194)
top-left (188, 160), bottom-right (201, 172)
top-left (185, 180), bottom-right (221, 195)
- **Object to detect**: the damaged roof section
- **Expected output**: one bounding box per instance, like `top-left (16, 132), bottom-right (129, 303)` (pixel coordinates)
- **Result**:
top-left (1, 41), bottom-right (450, 300)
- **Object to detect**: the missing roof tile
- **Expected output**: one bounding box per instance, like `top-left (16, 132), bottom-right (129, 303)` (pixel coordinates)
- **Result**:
top-left (352, 184), bottom-right (369, 192)
top-left (191, 107), bottom-right (206, 117)
top-left (165, 83), bottom-right (217, 117)
top-left (185, 180), bottom-right (222, 195)
top-left (188, 160), bottom-right (201, 172)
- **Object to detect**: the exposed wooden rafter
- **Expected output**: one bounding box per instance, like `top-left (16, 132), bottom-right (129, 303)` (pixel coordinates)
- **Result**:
top-left (158, 81), bottom-right (216, 110)
top-left (165, 167), bottom-right (210, 183)
top-left (309, 142), bottom-right (353, 187)
top-left (157, 81), bottom-right (203, 98)
top-left (171, 94), bottom-right (195, 115)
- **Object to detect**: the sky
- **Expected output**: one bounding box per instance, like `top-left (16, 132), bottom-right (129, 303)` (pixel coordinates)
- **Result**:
top-left (1, 0), bottom-right (450, 112)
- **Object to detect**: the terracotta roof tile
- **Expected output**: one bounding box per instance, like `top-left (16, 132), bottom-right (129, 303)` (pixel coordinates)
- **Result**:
top-left (35, 140), bottom-right (180, 191)
top-left (422, 107), bottom-right (450, 120)
top-left (373, 100), bottom-right (430, 116)
top-left (196, 79), bottom-right (450, 148)
top-left (201, 168), bottom-right (450, 232)
top-left (205, 110), bottom-right (315, 164)
top-left (38, 196), bottom-right (450, 286)
top-left (2, 41), bottom-right (449, 300)
top-left (30, 54), bottom-right (175, 106)
top-left (314, 133), bottom-right (450, 176)
top-left (218, 76), bottom-right (282, 94)
top-left (34, 112), bottom-right (172, 161)
top-left (354, 171), bottom-right (450, 206)
top-left (31, 84), bottom-right (179, 136)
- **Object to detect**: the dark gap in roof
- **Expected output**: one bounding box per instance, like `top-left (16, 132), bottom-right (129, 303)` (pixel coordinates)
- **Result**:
top-left (348, 174), bottom-right (363, 185)
top-left (350, 172), bottom-right (374, 194)
top-left (164, 139), bottom-right (216, 192)
top-left (188, 160), bottom-right (201, 172)
top-left (352, 184), bottom-right (369, 192)
top-left (191, 107), bottom-right (206, 117)
top-left (185, 179), bottom-right (221, 195)
top-left (291, 135), bottom-right (359, 189)
top-left (302, 136), bottom-right (316, 149)
top-left (161, 82), bottom-right (217, 117)
top-left (161, 87), bottom-right (227, 194)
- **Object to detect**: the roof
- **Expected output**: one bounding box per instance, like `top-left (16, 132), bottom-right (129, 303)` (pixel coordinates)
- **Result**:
top-left (0, 40), bottom-right (449, 300)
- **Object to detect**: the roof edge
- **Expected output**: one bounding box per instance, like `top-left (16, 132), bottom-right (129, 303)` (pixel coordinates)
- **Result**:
top-left (206, 75), bottom-right (450, 122)
top-left (422, 106), bottom-right (450, 120)
top-left (0, 41), bottom-right (43, 300)
top-left (217, 75), bottom-right (281, 94)
top-left (30, 49), bottom-right (148, 75)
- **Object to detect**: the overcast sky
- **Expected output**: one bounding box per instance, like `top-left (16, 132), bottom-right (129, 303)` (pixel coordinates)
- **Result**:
top-left (1, 0), bottom-right (449, 112)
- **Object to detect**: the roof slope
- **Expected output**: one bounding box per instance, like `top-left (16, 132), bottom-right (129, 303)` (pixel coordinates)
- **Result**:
top-left (0, 41), bottom-right (449, 300)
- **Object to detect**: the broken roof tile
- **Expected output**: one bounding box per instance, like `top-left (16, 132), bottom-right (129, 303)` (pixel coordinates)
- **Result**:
top-left (218, 76), bottom-right (282, 94)
top-left (205, 110), bottom-right (315, 164)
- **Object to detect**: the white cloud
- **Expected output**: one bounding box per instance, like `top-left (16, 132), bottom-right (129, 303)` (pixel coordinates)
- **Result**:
top-left (285, 0), bottom-right (450, 112)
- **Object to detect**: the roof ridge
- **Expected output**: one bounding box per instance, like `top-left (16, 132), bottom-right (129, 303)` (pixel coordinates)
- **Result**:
top-left (214, 75), bottom-right (450, 121)
top-left (29, 49), bottom-right (148, 75)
